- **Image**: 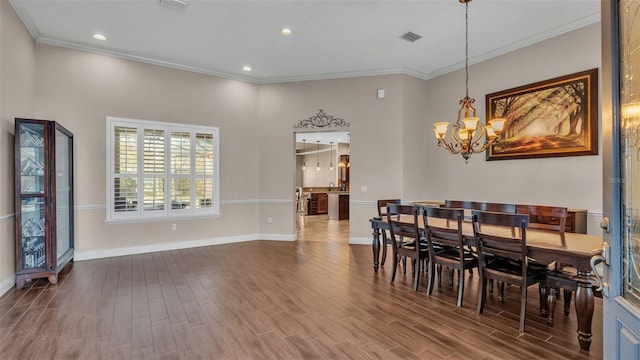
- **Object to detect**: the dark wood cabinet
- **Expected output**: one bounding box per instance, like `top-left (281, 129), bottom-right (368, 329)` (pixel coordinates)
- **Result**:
top-left (328, 193), bottom-right (349, 220)
top-left (308, 193), bottom-right (328, 215)
top-left (14, 118), bottom-right (74, 289)
top-left (338, 155), bottom-right (349, 191)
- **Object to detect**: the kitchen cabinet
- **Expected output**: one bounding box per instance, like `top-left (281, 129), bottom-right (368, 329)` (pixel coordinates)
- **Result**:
top-left (338, 155), bottom-right (349, 191)
top-left (14, 118), bottom-right (74, 289)
top-left (308, 193), bottom-right (328, 215)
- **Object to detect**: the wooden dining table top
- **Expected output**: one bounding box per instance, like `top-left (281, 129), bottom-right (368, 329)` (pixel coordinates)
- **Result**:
top-left (372, 215), bottom-right (603, 261)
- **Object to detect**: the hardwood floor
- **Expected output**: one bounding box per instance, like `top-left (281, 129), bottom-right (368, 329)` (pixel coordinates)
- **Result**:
top-left (296, 214), bottom-right (350, 242)
top-left (0, 217), bottom-right (602, 359)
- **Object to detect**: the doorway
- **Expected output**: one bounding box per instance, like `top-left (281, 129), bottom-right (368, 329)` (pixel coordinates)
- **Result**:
top-left (294, 131), bottom-right (350, 242)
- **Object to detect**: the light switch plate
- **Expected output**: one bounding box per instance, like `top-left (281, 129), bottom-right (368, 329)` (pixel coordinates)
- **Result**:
top-left (360, 185), bottom-right (368, 192)
top-left (377, 89), bottom-right (385, 99)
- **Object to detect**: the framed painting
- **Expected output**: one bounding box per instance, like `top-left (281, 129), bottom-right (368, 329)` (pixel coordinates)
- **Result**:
top-left (485, 68), bottom-right (598, 161)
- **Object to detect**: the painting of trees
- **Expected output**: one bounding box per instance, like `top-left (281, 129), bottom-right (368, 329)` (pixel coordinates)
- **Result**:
top-left (486, 68), bottom-right (598, 160)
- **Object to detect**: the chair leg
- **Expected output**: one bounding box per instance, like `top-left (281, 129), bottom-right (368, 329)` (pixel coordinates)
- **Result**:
top-left (390, 252), bottom-right (398, 283)
top-left (477, 276), bottom-right (487, 315)
top-left (457, 268), bottom-right (465, 307)
top-left (519, 285), bottom-right (527, 333)
top-left (563, 289), bottom-right (572, 316)
top-left (437, 265), bottom-right (442, 285)
top-left (413, 259), bottom-right (421, 291)
top-left (381, 239), bottom-right (388, 266)
top-left (402, 257), bottom-right (407, 274)
top-left (427, 258), bottom-right (436, 295)
top-left (498, 282), bottom-right (505, 303)
top-left (489, 280), bottom-right (494, 293)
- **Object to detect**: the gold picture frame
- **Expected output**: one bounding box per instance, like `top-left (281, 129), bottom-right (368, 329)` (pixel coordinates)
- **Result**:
top-left (486, 68), bottom-right (598, 161)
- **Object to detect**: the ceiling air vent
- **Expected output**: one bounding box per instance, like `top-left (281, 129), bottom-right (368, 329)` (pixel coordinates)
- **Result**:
top-left (400, 32), bottom-right (422, 43)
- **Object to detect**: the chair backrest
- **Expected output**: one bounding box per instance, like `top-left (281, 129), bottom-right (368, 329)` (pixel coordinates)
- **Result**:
top-left (515, 205), bottom-right (567, 242)
top-left (387, 204), bottom-right (420, 248)
top-left (472, 210), bottom-right (530, 269)
top-left (444, 200), bottom-right (479, 210)
top-left (477, 202), bottom-right (516, 214)
top-left (378, 199), bottom-right (401, 217)
top-left (423, 206), bottom-right (465, 249)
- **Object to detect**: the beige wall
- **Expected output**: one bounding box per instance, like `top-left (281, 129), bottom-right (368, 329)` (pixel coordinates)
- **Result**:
top-left (257, 75), bottom-right (405, 238)
top-left (0, 8), bottom-right (603, 292)
top-left (423, 23), bottom-right (602, 234)
top-left (0, 1), bottom-right (36, 291)
top-left (33, 44), bottom-right (265, 257)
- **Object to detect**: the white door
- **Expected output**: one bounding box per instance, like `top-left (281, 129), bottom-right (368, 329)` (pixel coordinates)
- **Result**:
top-left (602, 1), bottom-right (640, 358)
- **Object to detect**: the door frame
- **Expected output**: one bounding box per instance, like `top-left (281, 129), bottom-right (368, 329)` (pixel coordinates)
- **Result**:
top-left (602, 1), bottom-right (640, 358)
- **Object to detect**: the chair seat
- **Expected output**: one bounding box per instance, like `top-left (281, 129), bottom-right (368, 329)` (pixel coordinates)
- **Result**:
top-left (485, 258), bottom-right (547, 281)
top-left (399, 240), bottom-right (427, 251)
top-left (435, 247), bottom-right (477, 263)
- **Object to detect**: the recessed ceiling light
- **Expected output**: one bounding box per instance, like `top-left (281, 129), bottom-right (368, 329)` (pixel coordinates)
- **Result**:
top-left (93, 33), bottom-right (106, 41)
top-left (280, 28), bottom-right (292, 36)
top-left (242, 65), bottom-right (252, 72)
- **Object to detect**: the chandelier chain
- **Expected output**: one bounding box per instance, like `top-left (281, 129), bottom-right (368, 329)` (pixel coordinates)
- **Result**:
top-left (465, 0), bottom-right (469, 98)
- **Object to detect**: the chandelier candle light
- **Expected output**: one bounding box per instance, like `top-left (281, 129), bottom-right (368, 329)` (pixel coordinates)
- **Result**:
top-left (433, 0), bottom-right (506, 163)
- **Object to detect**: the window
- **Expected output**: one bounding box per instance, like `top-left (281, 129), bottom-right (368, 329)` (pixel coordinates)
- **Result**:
top-left (106, 117), bottom-right (219, 222)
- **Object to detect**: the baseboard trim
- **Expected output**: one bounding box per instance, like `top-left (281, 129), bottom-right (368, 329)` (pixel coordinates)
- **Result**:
top-left (349, 237), bottom-right (372, 245)
top-left (75, 233), bottom-right (295, 261)
top-left (0, 275), bottom-right (15, 297)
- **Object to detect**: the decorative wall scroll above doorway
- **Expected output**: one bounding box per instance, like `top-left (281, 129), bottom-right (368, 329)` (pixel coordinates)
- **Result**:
top-left (294, 109), bottom-right (350, 129)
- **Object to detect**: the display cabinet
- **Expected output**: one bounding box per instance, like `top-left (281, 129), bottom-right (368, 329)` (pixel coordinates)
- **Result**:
top-left (14, 118), bottom-right (74, 289)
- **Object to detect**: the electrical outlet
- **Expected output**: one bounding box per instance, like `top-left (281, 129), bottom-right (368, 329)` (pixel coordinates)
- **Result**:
top-left (267, 217), bottom-right (273, 224)
top-left (360, 185), bottom-right (368, 193)
top-left (171, 223), bottom-right (177, 231)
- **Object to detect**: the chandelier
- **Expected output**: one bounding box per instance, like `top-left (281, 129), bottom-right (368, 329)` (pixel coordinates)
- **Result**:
top-left (433, 0), bottom-right (506, 163)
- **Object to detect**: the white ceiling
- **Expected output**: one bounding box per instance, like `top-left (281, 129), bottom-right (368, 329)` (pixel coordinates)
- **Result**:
top-left (9, 0), bottom-right (600, 84)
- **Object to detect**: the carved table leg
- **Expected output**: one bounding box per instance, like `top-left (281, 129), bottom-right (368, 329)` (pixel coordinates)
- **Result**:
top-left (547, 287), bottom-right (557, 326)
top-left (539, 281), bottom-right (548, 316)
top-left (575, 271), bottom-right (594, 351)
top-left (372, 227), bottom-right (380, 272)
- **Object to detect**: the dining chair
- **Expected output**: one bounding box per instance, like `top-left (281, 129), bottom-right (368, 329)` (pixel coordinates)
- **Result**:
top-left (515, 204), bottom-right (568, 244)
top-left (377, 199), bottom-right (401, 266)
top-left (387, 204), bottom-right (428, 291)
top-left (423, 206), bottom-right (478, 307)
top-left (472, 210), bottom-right (548, 332)
top-left (477, 202), bottom-right (517, 237)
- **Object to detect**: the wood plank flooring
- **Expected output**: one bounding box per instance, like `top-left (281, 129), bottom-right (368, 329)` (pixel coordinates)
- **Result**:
top-left (0, 215), bottom-right (602, 359)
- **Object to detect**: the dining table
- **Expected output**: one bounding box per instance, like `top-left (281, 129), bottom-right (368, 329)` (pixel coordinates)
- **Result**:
top-left (369, 215), bottom-right (603, 352)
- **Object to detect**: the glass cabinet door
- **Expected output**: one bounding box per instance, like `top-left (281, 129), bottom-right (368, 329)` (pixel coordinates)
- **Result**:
top-left (55, 127), bottom-right (73, 260)
top-left (20, 197), bottom-right (46, 270)
top-left (19, 122), bottom-right (45, 194)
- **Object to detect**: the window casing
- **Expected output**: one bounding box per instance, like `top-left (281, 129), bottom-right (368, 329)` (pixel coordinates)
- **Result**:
top-left (106, 117), bottom-right (219, 222)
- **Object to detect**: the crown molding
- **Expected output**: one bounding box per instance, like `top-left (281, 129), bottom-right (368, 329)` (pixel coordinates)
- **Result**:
top-left (9, 0), bottom-right (598, 84)
top-left (426, 14), bottom-right (601, 80)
